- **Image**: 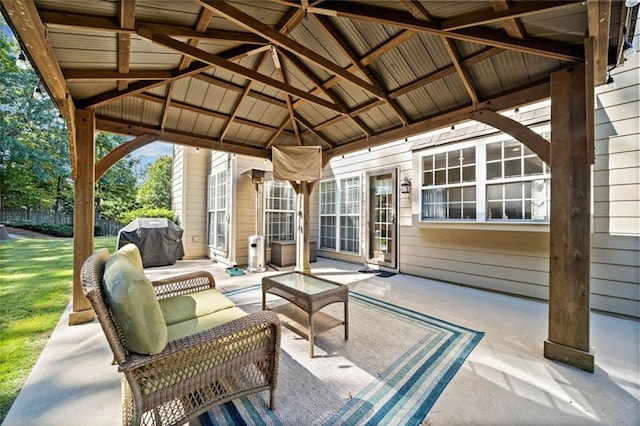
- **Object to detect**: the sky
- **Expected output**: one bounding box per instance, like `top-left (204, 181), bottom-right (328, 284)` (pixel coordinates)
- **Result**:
top-left (131, 142), bottom-right (174, 170)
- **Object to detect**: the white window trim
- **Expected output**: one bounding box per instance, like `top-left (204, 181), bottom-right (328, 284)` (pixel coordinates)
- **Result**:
top-left (418, 124), bottom-right (551, 229)
top-left (263, 180), bottom-right (296, 245)
top-left (207, 168), bottom-right (229, 254)
top-left (318, 174), bottom-right (362, 254)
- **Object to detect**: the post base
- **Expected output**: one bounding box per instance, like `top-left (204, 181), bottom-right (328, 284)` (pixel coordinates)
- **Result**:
top-left (69, 308), bottom-right (95, 325)
top-left (544, 340), bottom-right (594, 373)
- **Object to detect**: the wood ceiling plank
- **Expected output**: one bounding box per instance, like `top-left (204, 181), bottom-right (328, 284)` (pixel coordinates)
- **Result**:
top-left (196, 0), bottom-right (387, 99)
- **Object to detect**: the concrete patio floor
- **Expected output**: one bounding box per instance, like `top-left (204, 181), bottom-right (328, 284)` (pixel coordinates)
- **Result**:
top-left (3, 257), bottom-right (639, 426)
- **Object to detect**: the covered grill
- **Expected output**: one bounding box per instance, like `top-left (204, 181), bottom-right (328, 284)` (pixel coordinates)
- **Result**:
top-left (117, 218), bottom-right (184, 267)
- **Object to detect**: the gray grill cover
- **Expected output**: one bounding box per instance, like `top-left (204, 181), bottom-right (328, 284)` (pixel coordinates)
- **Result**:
top-left (117, 218), bottom-right (185, 267)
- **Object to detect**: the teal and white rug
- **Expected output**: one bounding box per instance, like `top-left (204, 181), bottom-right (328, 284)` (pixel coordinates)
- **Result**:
top-left (201, 285), bottom-right (483, 426)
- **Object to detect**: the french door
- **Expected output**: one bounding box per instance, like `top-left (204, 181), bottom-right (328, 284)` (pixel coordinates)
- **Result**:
top-left (366, 169), bottom-right (397, 269)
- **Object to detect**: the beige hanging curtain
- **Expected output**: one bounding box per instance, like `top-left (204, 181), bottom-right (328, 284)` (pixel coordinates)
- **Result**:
top-left (272, 146), bottom-right (322, 181)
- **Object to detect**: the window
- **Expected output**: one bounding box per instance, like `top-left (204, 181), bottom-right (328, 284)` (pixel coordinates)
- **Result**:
top-left (207, 169), bottom-right (228, 251)
top-left (485, 139), bottom-right (550, 221)
top-left (421, 147), bottom-right (477, 220)
top-left (319, 176), bottom-right (360, 253)
top-left (420, 133), bottom-right (550, 223)
top-left (264, 181), bottom-right (295, 245)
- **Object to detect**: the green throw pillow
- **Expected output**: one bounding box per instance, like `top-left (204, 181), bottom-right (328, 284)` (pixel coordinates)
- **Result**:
top-left (104, 251), bottom-right (167, 355)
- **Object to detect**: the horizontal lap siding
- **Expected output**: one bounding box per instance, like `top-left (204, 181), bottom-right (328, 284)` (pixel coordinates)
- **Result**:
top-left (590, 50), bottom-right (640, 318)
top-left (399, 227), bottom-right (550, 300)
top-left (181, 148), bottom-right (208, 259)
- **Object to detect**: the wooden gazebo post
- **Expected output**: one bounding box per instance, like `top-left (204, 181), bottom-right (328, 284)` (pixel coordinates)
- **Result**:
top-left (544, 63), bottom-right (595, 372)
top-left (68, 109), bottom-right (97, 325)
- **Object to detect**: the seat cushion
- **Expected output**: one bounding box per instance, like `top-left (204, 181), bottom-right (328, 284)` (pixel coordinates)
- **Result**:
top-left (166, 307), bottom-right (247, 342)
top-left (158, 289), bottom-right (236, 326)
top-left (103, 249), bottom-right (168, 355)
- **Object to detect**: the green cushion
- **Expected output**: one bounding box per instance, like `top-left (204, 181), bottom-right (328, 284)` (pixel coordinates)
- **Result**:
top-left (166, 307), bottom-right (247, 342)
top-left (159, 289), bottom-right (236, 326)
top-left (104, 250), bottom-right (168, 355)
top-left (115, 243), bottom-right (144, 271)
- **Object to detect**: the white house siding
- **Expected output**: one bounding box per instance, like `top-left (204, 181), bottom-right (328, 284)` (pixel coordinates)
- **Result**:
top-left (591, 49), bottom-right (640, 318)
top-left (233, 156), bottom-right (273, 266)
top-left (312, 140), bottom-right (413, 264)
top-left (172, 146), bottom-right (208, 259)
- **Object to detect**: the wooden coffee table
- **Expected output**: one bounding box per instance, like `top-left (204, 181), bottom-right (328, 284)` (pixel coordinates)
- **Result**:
top-left (262, 272), bottom-right (349, 357)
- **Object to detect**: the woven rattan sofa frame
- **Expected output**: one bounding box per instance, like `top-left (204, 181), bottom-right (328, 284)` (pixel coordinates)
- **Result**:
top-left (81, 248), bottom-right (281, 426)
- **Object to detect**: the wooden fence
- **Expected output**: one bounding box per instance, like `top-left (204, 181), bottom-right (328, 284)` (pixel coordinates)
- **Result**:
top-left (0, 208), bottom-right (123, 236)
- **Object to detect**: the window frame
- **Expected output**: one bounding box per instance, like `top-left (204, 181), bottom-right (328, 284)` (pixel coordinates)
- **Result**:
top-left (318, 175), bottom-right (361, 254)
top-left (263, 180), bottom-right (296, 245)
top-left (418, 129), bottom-right (551, 225)
top-left (207, 168), bottom-right (228, 254)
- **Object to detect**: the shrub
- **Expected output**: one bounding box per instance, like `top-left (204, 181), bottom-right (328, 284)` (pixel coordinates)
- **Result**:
top-left (120, 208), bottom-right (177, 225)
top-left (2, 220), bottom-right (73, 237)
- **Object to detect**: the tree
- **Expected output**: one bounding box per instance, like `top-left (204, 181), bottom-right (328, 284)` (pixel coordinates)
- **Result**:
top-left (0, 26), bottom-right (70, 210)
top-left (136, 156), bottom-right (172, 209)
top-left (95, 133), bottom-right (140, 221)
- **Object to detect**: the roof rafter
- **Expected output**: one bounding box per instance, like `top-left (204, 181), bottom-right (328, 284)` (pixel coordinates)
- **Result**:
top-left (301, 2), bottom-right (583, 62)
top-left (277, 49), bottom-right (372, 137)
top-left (313, 14), bottom-right (410, 125)
top-left (490, 0), bottom-right (526, 39)
top-left (96, 117), bottom-right (268, 158)
top-left (137, 28), bottom-right (347, 115)
top-left (38, 10), bottom-right (267, 44)
top-left (441, 1), bottom-right (582, 32)
top-left (195, 0), bottom-right (387, 99)
top-left (161, 6), bottom-right (213, 131)
top-left (272, 47), bottom-right (303, 145)
top-left (117, 0), bottom-right (135, 91)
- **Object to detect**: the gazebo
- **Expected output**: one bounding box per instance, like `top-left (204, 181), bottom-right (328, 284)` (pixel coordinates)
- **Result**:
top-left (2, 0), bottom-right (637, 373)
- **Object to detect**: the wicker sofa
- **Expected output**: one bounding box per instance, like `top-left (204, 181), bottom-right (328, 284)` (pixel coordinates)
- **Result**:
top-left (81, 244), bottom-right (281, 426)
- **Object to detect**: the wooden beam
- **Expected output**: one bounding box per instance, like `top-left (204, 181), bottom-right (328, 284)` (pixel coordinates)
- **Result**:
top-left (137, 29), bottom-right (347, 114)
top-left (278, 48), bottom-right (372, 136)
top-left (2, 0), bottom-right (77, 177)
top-left (195, 0), bottom-right (387, 99)
top-left (587, 0), bottom-right (612, 84)
top-left (192, 73), bottom-right (288, 109)
top-left (69, 109), bottom-right (96, 325)
top-left (441, 1), bottom-right (582, 32)
top-left (331, 80), bottom-right (550, 156)
top-left (442, 37), bottom-right (479, 104)
top-left (95, 134), bottom-right (158, 180)
top-left (389, 47), bottom-right (502, 98)
top-left (311, 2), bottom-right (583, 62)
top-left (117, 0), bottom-right (136, 90)
top-left (314, 14), bottom-right (409, 125)
top-left (544, 63), bottom-right (594, 373)
top-left (469, 109), bottom-right (550, 166)
top-left (96, 117), bottom-right (268, 158)
top-left (39, 10), bottom-right (267, 44)
top-left (272, 48), bottom-right (302, 145)
top-left (490, 0), bottom-right (526, 39)
top-left (135, 93), bottom-right (287, 133)
top-left (220, 53), bottom-right (268, 141)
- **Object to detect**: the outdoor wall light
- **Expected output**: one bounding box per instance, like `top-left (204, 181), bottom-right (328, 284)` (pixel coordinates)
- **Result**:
top-left (16, 52), bottom-right (28, 70)
top-left (32, 84), bottom-right (43, 100)
top-left (56, 113), bottom-right (64, 124)
top-left (400, 176), bottom-right (412, 194)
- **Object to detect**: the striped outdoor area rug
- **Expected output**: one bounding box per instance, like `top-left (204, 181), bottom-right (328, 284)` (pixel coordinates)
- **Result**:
top-left (201, 285), bottom-right (483, 426)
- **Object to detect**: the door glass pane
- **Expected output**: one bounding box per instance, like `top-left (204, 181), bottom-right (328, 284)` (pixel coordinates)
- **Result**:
top-left (369, 173), bottom-right (395, 265)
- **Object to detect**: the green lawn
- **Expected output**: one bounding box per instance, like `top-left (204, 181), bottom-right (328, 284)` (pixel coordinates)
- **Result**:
top-left (0, 235), bottom-right (116, 422)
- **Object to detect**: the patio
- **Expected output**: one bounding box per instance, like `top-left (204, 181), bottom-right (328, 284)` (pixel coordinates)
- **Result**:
top-left (4, 257), bottom-right (639, 425)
